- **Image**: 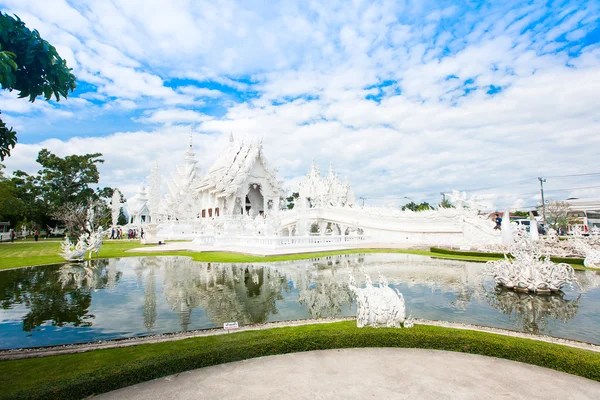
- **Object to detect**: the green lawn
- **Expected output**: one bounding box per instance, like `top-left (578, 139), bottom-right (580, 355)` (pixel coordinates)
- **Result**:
top-left (1, 321), bottom-right (599, 399)
top-left (0, 240), bottom-right (507, 270)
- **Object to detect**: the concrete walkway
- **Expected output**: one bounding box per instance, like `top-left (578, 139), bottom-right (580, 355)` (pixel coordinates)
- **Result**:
top-left (95, 348), bottom-right (600, 399)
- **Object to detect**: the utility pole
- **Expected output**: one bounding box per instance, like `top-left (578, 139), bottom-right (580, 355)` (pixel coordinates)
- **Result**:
top-left (360, 197), bottom-right (366, 208)
top-left (538, 177), bottom-right (547, 224)
top-left (440, 192), bottom-right (446, 203)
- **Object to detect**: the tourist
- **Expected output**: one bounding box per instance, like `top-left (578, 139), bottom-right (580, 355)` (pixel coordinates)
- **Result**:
top-left (494, 213), bottom-right (502, 230)
top-left (110, 228), bottom-right (115, 239)
top-left (141, 228), bottom-right (144, 239)
top-left (34, 229), bottom-right (39, 242)
top-left (10, 229), bottom-right (15, 242)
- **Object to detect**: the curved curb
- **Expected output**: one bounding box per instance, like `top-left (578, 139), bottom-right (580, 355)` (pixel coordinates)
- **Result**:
top-left (1, 317), bottom-right (598, 361)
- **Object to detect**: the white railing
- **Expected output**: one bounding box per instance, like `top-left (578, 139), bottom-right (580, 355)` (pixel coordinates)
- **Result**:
top-left (212, 234), bottom-right (370, 249)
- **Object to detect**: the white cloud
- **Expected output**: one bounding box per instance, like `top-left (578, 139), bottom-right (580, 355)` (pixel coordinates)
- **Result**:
top-left (1, 0), bottom-right (599, 210)
top-left (136, 109), bottom-right (212, 124)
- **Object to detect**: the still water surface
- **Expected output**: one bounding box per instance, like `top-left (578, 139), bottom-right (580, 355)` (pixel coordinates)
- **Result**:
top-left (1, 254), bottom-right (599, 349)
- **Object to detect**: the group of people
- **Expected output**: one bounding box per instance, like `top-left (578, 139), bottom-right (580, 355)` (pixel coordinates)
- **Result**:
top-left (109, 227), bottom-right (144, 240)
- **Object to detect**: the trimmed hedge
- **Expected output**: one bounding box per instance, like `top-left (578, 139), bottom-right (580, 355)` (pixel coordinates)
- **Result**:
top-left (430, 247), bottom-right (585, 266)
top-left (430, 247), bottom-right (506, 258)
top-left (1, 322), bottom-right (599, 399)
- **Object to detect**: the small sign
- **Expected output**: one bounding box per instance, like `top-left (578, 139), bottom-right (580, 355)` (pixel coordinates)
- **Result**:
top-left (459, 245), bottom-right (471, 251)
top-left (223, 322), bottom-right (239, 330)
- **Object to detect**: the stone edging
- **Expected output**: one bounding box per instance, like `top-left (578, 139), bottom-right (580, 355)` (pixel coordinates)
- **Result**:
top-left (1, 317), bottom-right (598, 361)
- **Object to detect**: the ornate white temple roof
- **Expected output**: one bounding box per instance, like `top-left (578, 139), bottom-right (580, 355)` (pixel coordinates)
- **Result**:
top-left (297, 160), bottom-right (355, 207)
top-left (126, 185), bottom-right (149, 216)
top-left (196, 137), bottom-right (280, 198)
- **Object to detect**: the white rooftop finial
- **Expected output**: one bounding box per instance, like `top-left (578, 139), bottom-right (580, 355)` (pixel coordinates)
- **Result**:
top-left (229, 131), bottom-right (234, 143)
top-left (188, 134), bottom-right (193, 148)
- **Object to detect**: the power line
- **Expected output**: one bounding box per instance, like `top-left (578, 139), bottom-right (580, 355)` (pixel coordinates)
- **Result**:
top-left (544, 185), bottom-right (600, 192)
top-left (544, 172), bottom-right (600, 179)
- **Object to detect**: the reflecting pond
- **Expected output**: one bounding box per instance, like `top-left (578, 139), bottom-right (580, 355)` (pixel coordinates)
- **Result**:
top-left (1, 254), bottom-right (599, 349)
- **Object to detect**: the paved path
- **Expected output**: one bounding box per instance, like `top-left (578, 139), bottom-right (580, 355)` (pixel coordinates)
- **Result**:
top-left (95, 348), bottom-right (600, 399)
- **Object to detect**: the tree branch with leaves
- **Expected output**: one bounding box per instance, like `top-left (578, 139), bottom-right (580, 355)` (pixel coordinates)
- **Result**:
top-left (0, 13), bottom-right (77, 160)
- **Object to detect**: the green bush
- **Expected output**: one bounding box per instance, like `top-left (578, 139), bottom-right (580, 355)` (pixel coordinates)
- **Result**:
top-left (430, 247), bottom-right (506, 258)
top-left (430, 247), bottom-right (585, 265)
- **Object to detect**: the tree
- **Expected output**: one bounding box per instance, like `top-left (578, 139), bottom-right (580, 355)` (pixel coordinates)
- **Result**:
top-left (12, 149), bottom-right (110, 232)
top-left (438, 198), bottom-right (454, 209)
top-left (286, 192), bottom-right (299, 209)
top-left (538, 201), bottom-right (578, 231)
top-left (0, 13), bottom-right (77, 160)
top-left (402, 201), bottom-right (432, 212)
top-left (0, 163), bottom-right (24, 227)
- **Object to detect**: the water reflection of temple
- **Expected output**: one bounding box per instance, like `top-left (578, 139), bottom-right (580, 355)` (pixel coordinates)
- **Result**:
top-left (40, 255), bottom-right (600, 334)
top-left (485, 287), bottom-right (581, 334)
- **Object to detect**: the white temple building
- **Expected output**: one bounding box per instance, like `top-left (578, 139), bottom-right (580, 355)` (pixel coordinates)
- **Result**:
top-left (194, 134), bottom-right (282, 218)
top-left (124, 134), bottom-right (502, 249)
top-left (297, 161), bottom-right (355, 209)
top-left (125, 186), bottom-right (151, 226)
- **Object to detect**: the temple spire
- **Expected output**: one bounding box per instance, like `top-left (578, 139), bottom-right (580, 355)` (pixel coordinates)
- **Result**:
top-left (183, 135), bottom-right (198, 166)
top-left (229, 131), bottom-right (234, 144)
top-left (328, 161), bottom-right (335, 179)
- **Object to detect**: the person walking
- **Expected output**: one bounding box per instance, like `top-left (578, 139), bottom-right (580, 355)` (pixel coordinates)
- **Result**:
top-left (494, 213), bottom-right (502, 230)
top-left (110, 228), bottom-right (115, 240)
top-left (34, 229), bottom-right (39, 242)
top-left (10, 229), bottom-right (15, 242)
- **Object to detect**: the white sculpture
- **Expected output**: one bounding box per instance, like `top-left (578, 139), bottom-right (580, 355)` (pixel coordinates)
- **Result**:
top-left (501, 210), bottom-right (513, 246)
top-left (111, 190), bottom-right (121, 227)
top-left (87, 228), bottom-right (104, 259)
top-left (59, 228), bottom-right (105, 261)
top-left (59, 235), bottom-right (88, 261)
top-left (488, 233), bottom-right (578, 293)
top-left (570, 237), bottom-right (600, 268)
top-left (348, 272), bottom-right (408, 328)
top-left (529, 212), bottom-right (539, 242)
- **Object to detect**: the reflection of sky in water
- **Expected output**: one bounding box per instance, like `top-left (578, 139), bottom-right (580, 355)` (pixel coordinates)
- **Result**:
top-left (0, 254), bottom-right (599, 349)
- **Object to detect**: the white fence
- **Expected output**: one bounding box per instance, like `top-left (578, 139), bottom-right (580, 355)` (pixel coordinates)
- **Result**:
top-left (205, 234), bottom-right (370, 249)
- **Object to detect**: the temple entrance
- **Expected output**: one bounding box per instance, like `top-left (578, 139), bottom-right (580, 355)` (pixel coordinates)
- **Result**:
top-left (246, 184), bottom-right (264, 217)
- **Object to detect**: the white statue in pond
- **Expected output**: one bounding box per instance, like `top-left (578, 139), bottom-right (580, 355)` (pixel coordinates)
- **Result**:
top-left (348, 272), bottom-right (409, 328)
top-left (488, 233), bottom-right (578, 293)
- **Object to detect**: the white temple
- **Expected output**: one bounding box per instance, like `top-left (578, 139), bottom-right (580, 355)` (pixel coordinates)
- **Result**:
top-left (194, 134), bottom-right (281, 218)
top-left (125, 186), bottom-right (151, 225)
top-left (125, 135), bottom-right (502, 249)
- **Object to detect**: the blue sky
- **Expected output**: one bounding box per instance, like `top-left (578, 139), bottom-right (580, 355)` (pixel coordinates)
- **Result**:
top-left (0, 0), bottom-right (599, 209)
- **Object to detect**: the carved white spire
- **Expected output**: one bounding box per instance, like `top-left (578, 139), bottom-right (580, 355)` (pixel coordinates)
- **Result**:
top-left (229, 131), bottom-right (234, 144)
top-left (328, 162), bottom-right (335, 180)
top-left (148, 161), bottom-right (161, 220)
top-left (184, 135), bottom-right (197, 166)
top-left (308, 158), bottom-right (320, 179)
top-left (111, 189), bottom-right (121, 227)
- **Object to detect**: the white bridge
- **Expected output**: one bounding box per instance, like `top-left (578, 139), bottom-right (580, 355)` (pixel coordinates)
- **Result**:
top-left (159, 205), bottom-right (501, 250)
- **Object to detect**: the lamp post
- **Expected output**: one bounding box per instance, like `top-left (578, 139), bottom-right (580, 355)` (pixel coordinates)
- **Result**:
top-left (538, 177), bottom-right (547, 225)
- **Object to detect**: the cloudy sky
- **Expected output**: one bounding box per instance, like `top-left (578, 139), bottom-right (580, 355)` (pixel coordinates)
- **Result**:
top-left (1, 0), bottom-right (599, 210)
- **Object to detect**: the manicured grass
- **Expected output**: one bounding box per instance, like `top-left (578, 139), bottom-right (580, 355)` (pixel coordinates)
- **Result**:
top-left (1, 321), bottom-right (599, 399)
top-left (0, 240), bottom-right (505, 270)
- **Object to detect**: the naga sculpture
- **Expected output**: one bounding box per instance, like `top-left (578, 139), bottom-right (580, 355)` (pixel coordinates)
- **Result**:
top-left (87, 228), bottom-right (104, 259)
top-left (59, 234), bottom-right (88, 261)
top-left (59, 228), bottom-right (105, 261)
top-left (488, 233), bottom-right (578, 293)
top-left (348, 272), bottom-right (410, 328)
